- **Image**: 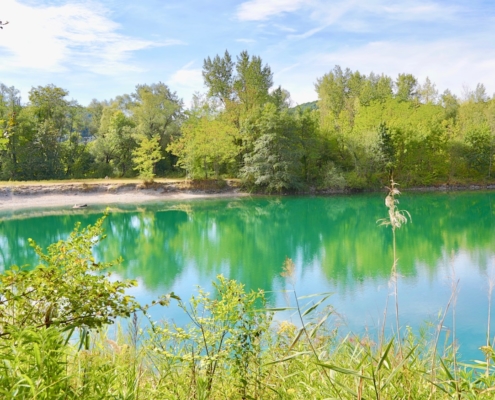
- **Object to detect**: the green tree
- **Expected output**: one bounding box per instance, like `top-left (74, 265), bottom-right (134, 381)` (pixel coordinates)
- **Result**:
top-left (315, 65), bottom-right (350, 132)
top-left (241, 103), bottom-right (303, 192)
top-left (86, 98), bottom-right (108, 138)
top-left (294, 107), bottom-right (322, 185)
top-left (463, 83), bottom-right (490, 103)
top-left (234, 51), bottom-right (273, 114)
top-left (28, 84), bottom-right (74, 135)
top-left (168, 114), bottom-right (239, 179)
top-left (94, 107), bottom-right (137, 177)
top-left (316, 66), bottom-right (366, 136)
top-left (0, 84), bottom-right (22, 179)
top-left (131, 82), bottom-right (184, 173)
top-left (202, 50), bottom-right (235, 105)
top-left (395, 73), bottom-right (418, 102)
top-left (441, 89), bottom-right (460, 121)
top-left (359, 73), bottom-right (393, 106)
top-left (418, 77), bottom-right (438, 104)
top-left (269, 86), bottom-right (292, 110)
top-left (464, 124), bottom-right (493, 177)
top-left (61, 132), bottom-right (94, 178)
top-left (203, 50), bottom-right (273, 124)
top-left (133, 134), bottom-right (163, 181)
top-left (8, 84), bottom-right (81, 180)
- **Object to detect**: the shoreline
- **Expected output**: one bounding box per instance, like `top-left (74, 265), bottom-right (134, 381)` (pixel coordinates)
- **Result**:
top-left (0, 181), bottom-right (248, 212)
top-left (1, 180), bottom-right (495, 213)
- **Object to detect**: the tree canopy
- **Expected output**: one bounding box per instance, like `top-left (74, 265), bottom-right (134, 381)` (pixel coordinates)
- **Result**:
top-left (0, 55), bottom-right (494, 191)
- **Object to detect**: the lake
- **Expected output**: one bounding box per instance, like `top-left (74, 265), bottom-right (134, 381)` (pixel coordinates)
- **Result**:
top-left (1, 190), bottom-right (494, 360)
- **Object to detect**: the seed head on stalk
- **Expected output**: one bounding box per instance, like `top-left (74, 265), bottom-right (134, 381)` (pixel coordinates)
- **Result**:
top-left (378, 179), bottom-right (411, 357)
top-left (378, 180), bottom-right (411, 230)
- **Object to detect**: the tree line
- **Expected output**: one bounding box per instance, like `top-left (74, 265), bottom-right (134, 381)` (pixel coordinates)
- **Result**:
top-left (1, 50), bottom-right (494, 190)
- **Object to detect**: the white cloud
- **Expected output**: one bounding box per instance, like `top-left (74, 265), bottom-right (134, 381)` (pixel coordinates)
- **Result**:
top-left (0, 0), bottom-right (182, 74)
top-left (288, 25), bottom-right (327, 40)
top-left (167, 62), bottom-right (204, 105)
top-left (236, 38), bottom-right (256, 43)
top-left (236, 0), bottom-right (307, 21)
top-left (273, 24), bottom-right (297, 33)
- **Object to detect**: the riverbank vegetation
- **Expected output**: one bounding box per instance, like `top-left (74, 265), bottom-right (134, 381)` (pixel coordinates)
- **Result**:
top-left (1, 212), bottom-right (495, 399)
top-left (1, 51), bottom-right (495, 191)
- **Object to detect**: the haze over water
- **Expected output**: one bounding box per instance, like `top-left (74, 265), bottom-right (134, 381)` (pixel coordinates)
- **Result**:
top-left (1, 191), bottom-right (494, 360)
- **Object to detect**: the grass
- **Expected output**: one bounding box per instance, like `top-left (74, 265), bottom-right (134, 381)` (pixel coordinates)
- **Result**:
top-left (2, 283), bottom-right (494, 399)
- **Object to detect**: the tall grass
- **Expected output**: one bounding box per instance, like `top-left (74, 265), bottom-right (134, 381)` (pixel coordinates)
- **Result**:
top-left (2, 278), bottom-right (495, 398)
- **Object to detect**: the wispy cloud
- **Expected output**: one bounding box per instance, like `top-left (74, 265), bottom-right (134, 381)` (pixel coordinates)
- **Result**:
top-left (288, 25), bottom-right (328, 40)
top-left (274, 63), bottom-right (300, 77)
top-left (0, 0), bottom-right (182, 74)
top-left (236, 38), bottom-right (256, 43)
top-left (236, 0), bottom-right (307, 21)
top-left (273, 24), bottom-right (297, 33)
top-left (376, 1), bottom-right (461, 21)
top-left (237, 0), bottom-right (463, 37)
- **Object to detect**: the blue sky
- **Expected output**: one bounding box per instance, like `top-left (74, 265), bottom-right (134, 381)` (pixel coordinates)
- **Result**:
top-left (1, 0), bottom-right (494, 107)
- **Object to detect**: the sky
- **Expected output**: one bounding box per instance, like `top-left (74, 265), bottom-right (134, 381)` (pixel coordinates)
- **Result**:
top-left (1, 0), bottom-right (494, 107)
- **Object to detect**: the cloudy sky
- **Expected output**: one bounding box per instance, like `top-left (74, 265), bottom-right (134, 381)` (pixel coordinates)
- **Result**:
top-left (1, 0), bottom-right (494, 107)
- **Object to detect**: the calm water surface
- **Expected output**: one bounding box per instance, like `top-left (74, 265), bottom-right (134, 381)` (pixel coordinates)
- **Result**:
top-left (1, 191), bottom-right (494, 360)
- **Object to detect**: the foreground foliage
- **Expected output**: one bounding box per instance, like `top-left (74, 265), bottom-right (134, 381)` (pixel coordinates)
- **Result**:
top-left (2, 280), bottom-right (495, 399)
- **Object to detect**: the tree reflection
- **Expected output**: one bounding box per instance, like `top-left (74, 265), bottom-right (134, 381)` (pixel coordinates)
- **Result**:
top-left (0, 192), bottom-right (494, 301)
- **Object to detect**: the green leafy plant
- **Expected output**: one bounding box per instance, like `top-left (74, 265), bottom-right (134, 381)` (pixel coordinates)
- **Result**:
top-left (0, 326), bottom-right (70, 399)
top-left (0, 216), bottom-right (139, 338)
top-left (146, 275), bottom-right (272, 399)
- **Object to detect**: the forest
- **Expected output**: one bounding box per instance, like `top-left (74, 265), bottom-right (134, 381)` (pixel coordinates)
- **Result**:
top-left (1, 50), bottom-right (494, 191)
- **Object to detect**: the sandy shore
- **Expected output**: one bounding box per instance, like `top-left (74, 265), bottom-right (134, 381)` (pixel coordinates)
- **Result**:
top-left (2, 180), bottom-right (494, 213)
top-left (0, 181), bottom-right (248, 212)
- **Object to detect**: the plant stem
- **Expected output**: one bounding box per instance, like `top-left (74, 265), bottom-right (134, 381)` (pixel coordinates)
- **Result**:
top-left (392, 226), bottom-right (402, 357)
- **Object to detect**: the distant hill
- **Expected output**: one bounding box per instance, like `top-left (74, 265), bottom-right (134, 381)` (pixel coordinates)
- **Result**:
top-left (290, 101), bottom-right (318, 113)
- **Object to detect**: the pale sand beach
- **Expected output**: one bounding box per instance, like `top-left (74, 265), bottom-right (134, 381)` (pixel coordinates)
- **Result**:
top-left (0, 181), bottom-right (248, 211)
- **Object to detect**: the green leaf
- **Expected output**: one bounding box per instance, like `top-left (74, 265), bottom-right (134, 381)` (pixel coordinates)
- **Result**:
top-left (380, 345), bottom-right (417, 390)
top-left (302, 294), bottom-right (332, 317)
top-left (263, 351), bottom-right (312, 365)
top-left (316, 362), bottom-right (372, 380)
top-left (376, 339), bottom-right (393, 371)
top-left (309, 308), bottom-right (334, 338)
top-left (298, 292), bottom-right (333, 300)
top-left (288, 327), bottom-right (304, 351)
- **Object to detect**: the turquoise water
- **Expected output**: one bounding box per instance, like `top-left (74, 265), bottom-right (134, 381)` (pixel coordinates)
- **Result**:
top-left (1, 191), bottom-right (494, 360)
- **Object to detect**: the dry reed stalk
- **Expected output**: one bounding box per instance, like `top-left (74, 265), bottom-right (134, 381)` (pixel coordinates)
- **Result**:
top-left (378, 179), bottom-right (410, 357)
top-left (483, 262), bottom-right (495, 376)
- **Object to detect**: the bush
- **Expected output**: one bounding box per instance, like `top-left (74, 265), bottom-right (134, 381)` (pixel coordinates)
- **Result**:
top-left (0, 216), bottom-right (139, 338)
